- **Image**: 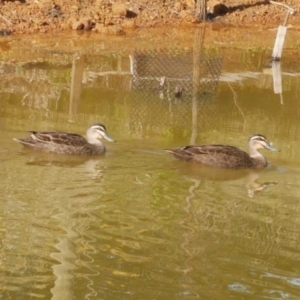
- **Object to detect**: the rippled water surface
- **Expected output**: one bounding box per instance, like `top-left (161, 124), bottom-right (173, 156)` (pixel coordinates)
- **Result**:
top-left (1, 29), bottom-right (300, 299)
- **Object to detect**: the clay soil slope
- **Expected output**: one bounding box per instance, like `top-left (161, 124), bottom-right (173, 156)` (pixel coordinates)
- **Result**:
top-left (0, 0), bottom-right (299, 35)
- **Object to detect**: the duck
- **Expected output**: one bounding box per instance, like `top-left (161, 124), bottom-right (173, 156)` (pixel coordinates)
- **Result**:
top-left (13, 123), bottom-right (115, 155)
top-left (165, 134), bottom-right (279, 169)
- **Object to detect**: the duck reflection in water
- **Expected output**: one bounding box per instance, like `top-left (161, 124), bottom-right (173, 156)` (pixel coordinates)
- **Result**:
top-left (173, 163), bottom-right (278, 198)
top-left (245, 171), bottom-right (277, 198)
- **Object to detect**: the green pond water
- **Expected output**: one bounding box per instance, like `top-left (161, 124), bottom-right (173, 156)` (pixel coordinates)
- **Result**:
top-left (1, 28), bottom-right (300, 299)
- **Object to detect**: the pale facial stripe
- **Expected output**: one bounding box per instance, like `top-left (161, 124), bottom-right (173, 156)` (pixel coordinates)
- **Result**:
top-left (250, 135), bottom-right (267, 142)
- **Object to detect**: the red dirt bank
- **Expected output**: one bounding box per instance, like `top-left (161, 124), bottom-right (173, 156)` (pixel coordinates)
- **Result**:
top-left (0, 0), bottom-right (299, 35)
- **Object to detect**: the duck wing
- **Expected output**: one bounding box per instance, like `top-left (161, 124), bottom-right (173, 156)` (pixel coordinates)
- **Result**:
top-left (30, 131), bottom-right (87, 147)
top-left (166, 144), bottom-right (253, 168)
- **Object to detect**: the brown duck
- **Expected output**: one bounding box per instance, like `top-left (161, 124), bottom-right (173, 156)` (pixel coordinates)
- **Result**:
top-left (165, 134), bottom-right (279, 169)
top-left (13, 123), bottom-right (115, 155)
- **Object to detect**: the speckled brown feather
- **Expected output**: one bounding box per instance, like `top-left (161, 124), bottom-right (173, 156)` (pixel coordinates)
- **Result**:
top-left (14, 131), bottom-right (105, 155)
top-left (30, 131), bottom-right (88, 147)
top-left (165, 144), bottom-right (267, 169)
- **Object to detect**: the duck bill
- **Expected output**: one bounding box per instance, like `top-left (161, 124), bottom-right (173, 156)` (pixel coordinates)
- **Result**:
top-left (265, 142), bottom-right (280, 152)
top-left (103, 133), bottom-right (116, 142)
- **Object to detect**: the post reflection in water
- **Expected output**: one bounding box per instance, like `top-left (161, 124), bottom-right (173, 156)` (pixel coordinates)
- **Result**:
top-left (50, 214), bottom-right (78, 300)
top-left (69, 54), bottom-right (85, 119)
top-left (263, 61), bottom-right (284, 105)
top-left (15, 152), bottom-right (105, 300)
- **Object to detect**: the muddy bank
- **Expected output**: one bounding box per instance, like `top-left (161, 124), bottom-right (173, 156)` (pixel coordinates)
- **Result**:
top-left (0, 0), bottom-right (299, 35)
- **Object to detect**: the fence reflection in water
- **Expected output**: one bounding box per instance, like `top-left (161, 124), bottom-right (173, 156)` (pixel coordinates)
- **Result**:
top-left (128, 48), bottom-right (223, 141)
